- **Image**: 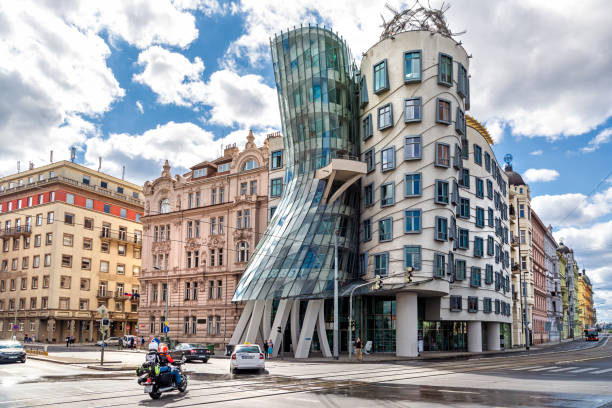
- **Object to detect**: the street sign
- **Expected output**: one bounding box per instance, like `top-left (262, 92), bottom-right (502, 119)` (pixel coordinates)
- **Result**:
top-left (97, 305), bottom-right (108, 317)
top-left (163, 325), bottom-right (169, 333)
top-left (13, 324), bottom-right (18, 330)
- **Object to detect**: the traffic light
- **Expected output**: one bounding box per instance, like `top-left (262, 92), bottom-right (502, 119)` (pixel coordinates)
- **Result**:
top-left (405, 267), bottom-right (413, 283)
top-left (373, 274), bottom-right (382, 290)
top-left (350, 320), bottom-right (356, 330)
top-left (277, 326), bottom-right (282, 333)
top-left (101, 318), bottom-right (110, 326)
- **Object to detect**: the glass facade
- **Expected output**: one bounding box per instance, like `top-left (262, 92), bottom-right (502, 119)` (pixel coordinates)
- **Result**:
top-left (233, 26), bottom-right (360, 301)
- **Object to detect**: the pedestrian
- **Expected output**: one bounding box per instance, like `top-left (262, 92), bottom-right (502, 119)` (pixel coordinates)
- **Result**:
top-left (141, 336), bottom-right (145, 349)
top-left (24, 334), bottom-right (28, 343)
top-left (268, 339), bottom-right (273, 358)
top-left (263, 340), bottom-right (268, 358)
top-left (355, 337), bottom-right (363, 362)
top-left (70, 335), bottom-right (75, 346)
top-left (66, 336), bottom-right (70, 348)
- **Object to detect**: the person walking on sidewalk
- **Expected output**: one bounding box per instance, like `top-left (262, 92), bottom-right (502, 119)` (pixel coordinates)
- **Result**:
top-left (268, 340), bottom-right (273, 358)
top-left (355, 337), bottom-right (363, 361)
top-left (263, 340), bottom-right (269, 358)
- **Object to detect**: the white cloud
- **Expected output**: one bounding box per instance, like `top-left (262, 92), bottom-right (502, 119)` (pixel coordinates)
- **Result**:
top-left (581, 128), bottom-right (612, 153)
top-left (172, 0), bottom-right (236, 16)
top-left (227, 0), bottom-right (612, 139)
top-left (132, 46), bottom-right (281, 128)
top-left (84, 121), bottom-right (273, 184)
top-left (484, 118), bottom-right (504, 144)
top-left (532, 186), bottom-right (612, 227)
top-left (529, 150), bottom-right (543, 156)
top-left (136, 101), bottom-right (144, 114)
top-left (133, 46), bottom-right (207, 107)
top-left (523, 168), bottom-right (559, 183)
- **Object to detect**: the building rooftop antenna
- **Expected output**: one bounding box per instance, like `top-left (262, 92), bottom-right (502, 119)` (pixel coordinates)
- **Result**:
top-left (70, 146), bottom-right (76, 163)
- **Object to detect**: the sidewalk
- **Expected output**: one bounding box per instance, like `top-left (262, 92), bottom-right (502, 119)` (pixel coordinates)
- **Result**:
top-left (27, 354), bottom-right (121, 365)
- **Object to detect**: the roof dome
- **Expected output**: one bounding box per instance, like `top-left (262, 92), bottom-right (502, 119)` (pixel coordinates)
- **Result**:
top-left (558, 242), bottom-right (570, 254)
top-left (504, 165), bottom-right (526, 186)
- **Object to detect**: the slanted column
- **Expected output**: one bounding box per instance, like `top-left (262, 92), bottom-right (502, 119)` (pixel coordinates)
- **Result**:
top-left (487, 322), bottom-right (501, 351)
top-left (468, 321), bottom-right (482, 352)
top-left (396, 292), bottom-right (418, 357)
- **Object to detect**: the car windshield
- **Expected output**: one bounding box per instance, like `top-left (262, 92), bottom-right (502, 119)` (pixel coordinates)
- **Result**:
top-left (236, 346), bottom-right (260, 353)
top-left (0, 342), bottom-right (22, 349)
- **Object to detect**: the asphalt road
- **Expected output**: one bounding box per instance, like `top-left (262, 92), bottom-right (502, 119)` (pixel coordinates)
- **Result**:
top-left (1, 337), bottom-right (611, 407)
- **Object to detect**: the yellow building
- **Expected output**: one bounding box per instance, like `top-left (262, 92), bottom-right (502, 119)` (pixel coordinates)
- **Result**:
top-left (578, 271), bottom-right (595, 330)
top-left (0, 161), bottom-right (143, 343)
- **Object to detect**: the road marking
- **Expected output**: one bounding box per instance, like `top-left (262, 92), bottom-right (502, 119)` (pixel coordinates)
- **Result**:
top-left (529, 366), bottom-right (558, 372)
top-left (548, 367), bottom-right (578, 372)
top-left (590, 368), bottom-right (612, 374)
top-left (510, 366), bottom-right (542, 371)
top-left (437, 390), bottom-right (479, 394)
top-left (568, 367), bottom-right (598, 373)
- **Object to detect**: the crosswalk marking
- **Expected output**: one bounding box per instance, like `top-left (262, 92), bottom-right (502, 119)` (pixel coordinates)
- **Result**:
top-left (511, 366), bottom-right (542, 371)
top-left (568, 367), bottom-right (597, 373)
top-left (591, 368), bottom-right (612, 374)
top-left (543, 367), bottom-right (577, 372)
top-left (529, 366), bottom-right (558, 372)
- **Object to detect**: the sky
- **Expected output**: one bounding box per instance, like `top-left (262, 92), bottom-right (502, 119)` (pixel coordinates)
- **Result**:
top-left (1, 0), bottom-right (611, 322)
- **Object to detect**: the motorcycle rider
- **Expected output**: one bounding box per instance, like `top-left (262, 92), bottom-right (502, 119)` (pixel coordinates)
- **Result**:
top-left (158, 344), bottom-right (182, 386)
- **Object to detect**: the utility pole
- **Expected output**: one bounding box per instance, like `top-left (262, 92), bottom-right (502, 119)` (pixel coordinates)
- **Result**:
top-left (333, 230), bottom-right (339, 360)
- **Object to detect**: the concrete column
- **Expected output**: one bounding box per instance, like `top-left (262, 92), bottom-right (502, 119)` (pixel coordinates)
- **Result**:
top-left (396, 292), bottom-right (418, 357)
top-left (70, 319), bottom-right (75, 337)
top-left (89, 319), bottom-right (94, 342)
top-left (487, 322), bottom-right (501, 351)
top-left (468, 321), bottom-right (482, 353)
top-left (316, 300), bottom-right (332, 358)
top-left (47, 319), bottom-right (55, 342)
top-left (290, 299), bottom-right (300, 353)
top-left (262, 299), bottom-right (273, 341)
top-left (228, 300), bottom-right (254, 345)
top-left (244, 300), bottom-right (265, 344)
top-left (295, 299), bottom-right (322, 358)
top-left (269, 299), bottom-right (291, 357)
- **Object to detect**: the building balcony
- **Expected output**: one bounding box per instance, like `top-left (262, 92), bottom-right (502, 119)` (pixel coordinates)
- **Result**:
top-left (100, 230), bottom-right (142, 246)
top-left (314, 156), bottom-right (367, 204)
top-left (0, 226), bottom-right (32, 238)
top-left (97, 290), bottom-right (112, 300)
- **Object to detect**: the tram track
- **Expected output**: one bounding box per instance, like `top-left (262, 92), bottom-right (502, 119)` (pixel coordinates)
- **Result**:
top-left (6, 338), bottom-right (611, 407)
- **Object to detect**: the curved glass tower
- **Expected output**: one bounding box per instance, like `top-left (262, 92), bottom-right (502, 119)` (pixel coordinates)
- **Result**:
top-left (233, 26), bottom-right (360, 301)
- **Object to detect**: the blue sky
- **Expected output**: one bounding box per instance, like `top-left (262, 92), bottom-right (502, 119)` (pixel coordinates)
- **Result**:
top-left (1, 0), bottom-right (611, 321)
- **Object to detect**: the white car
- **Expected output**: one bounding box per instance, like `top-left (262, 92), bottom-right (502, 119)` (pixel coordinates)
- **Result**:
top-left (230, 344), bottom-right (265, 374)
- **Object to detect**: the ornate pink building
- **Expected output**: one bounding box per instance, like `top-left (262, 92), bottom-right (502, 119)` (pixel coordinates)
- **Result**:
top-left (138, 131), bottom-right (269, 349)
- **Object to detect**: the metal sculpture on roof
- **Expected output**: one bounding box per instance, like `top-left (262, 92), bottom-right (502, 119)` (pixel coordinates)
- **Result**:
top-left (380, 1), bottom-right (466, 41)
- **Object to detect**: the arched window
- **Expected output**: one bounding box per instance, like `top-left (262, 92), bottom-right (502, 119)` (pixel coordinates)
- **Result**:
top-left (242, 159), bottom-right (258, 171)
top-left (237, 241), bottom-right (249, 263)
top-left (159, 198), bottom-right (170, 214)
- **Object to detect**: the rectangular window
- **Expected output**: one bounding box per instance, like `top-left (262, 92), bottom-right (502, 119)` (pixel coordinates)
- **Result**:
top-left (103, 204), bottom-right (110, 213)
top-left (404, 136), bottom-right (421, 160)
top-left (434, 253), bottom-right (446, 277)
top-left (435, 180), bottom-right (449, 204)
top-left (475, 207), bottom-right (485, 228)
top-left (82, 175), bottom-right (91, 185)
top-left (373, 59), bottom-right (389, 93)
top-left (63, 233), bottom-right (73, 246)
top-left (404, 98), bottom-right (422, 122)
top-left (380, 183), bottom-right (394, 207)
top-left (485, 264), bottom-right (493, 284)
top-left (488, 208), bottom-right (494, 227)
top-left (474, 237), bottom-right (484, 257)
top-left (435, 143), bottom-right (450, 167)
top-left (519, 204), bottom-right (525, 218)
top-left (81, 257), bottom-right (91, 270)
top-left (468, 296), bottom-right (478, 313)
top-left (458, 63), bottom-right (468, 97)
top-left (47, 211), bottom-right (54, 224)
top-left (486, 180), bottom-right (493, 199)
top-left (404, 246), bottom-right (421, 270)
top-left (435, 216), bottom-right (448, 241)
top-left (438, 53), bottom-right (453, 86)
top-left (473, 144), bottom-right (482, 166)
top-left (364, 184), bottom-right (374, 207)
top-left (404, 50), bottom-right (422, 83)
top-left (487, 236), bottom-right (494, 256)
top-left (450, 295), bottom-right (462, 311)
top-left (404, 209), bottom-right (421, 233)
top-left (373, 253), bottom-right (389, 276)
top-left (359, 76), bottom-right (368, 107)
top-left (381, 146), bottom-right (395, 171)
top-left (362, 114), bottom-right (373, 140)
top-left (458, 228), bottom-right (469, 249)
top-left (364, 148), bottom-right (375, 172)
top-left (459, 197), bottom-right (470, 218)
top-left (362, 218), bottom-right (372, 242)
top-left (404, 173), bottom-right (421, 197)
top-left (271, 150), bottom-right (282, 169)
top-left (455, 259), bottom-right (466, 280)
top-left (471, 267), bottom-right (481, 287)
top-left (455, 107), bottom-right (465, 135)
top-left (484, 152), bottom-right (491, 172)
top-left (483, 298), bottom-right (492, 313)
top-left (378, 218), bottom-right (392, 242)
top-left (45, 232), bottom-right (53, 245)
top-left (378, 103), bottom-right (393, 130)
top-left (436, 98), bottom-right (451, 124)
top-left (495, 299), bottom-right (501, 314)
top-left (250, 180), bottom-right (257, 195)
top-left (270, 178), bottom-right (283, 197)
top-left (240, 182), bottom-right (247, 195)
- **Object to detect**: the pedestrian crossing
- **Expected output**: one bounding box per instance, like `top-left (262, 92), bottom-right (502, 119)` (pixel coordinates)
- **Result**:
top-left (506, 365), bottom-right (612, 375)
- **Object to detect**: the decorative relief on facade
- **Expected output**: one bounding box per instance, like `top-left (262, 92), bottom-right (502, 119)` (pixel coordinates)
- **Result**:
top-left (152, 241), bottom-right (171, 253)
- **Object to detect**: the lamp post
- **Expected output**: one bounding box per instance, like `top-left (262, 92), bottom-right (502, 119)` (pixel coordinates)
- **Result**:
top-left (153, 266), bottom-right (169, 343)
top-left (333, 230), bottom-right (339, 360)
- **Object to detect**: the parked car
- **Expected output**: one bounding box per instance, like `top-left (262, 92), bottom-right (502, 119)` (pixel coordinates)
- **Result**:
top-left (122, 335), bottom-right (137, 348)
top-left (96, 337), bottom-right (122, 347)
top-left (0, 341), bottom-right (26, 363)
top-left (170, 343), bottom-right (211, 363)
top-left (230, 343), bottom-right (265, 374)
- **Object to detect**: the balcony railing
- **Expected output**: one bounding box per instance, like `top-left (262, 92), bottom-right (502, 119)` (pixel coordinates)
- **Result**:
top-left (0, 226), bottom-right (32, 238)
top-left (100, 230), bottom-right (142, 245)
top-left (97, 290), bottom-right (112, 299)
top-left (0, 176), bottom-right (143, 206)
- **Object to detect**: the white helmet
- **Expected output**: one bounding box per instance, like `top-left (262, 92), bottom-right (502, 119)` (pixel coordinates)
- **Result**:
top-left (148, 342), bottom-right (158, 351)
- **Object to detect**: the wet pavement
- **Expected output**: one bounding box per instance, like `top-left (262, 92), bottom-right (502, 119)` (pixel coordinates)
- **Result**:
top-left (0, 337), bottom-right (610, 407)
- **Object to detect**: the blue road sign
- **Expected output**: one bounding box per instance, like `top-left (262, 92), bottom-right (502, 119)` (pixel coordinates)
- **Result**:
top-left (163, 325), bottom-right (169, 333)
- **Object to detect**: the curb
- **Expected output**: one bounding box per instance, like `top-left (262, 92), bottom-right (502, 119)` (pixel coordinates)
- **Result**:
top-left (87, 365), bottom-right (138, 371)
top-left (27, 355), bottom-right (121, 365)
